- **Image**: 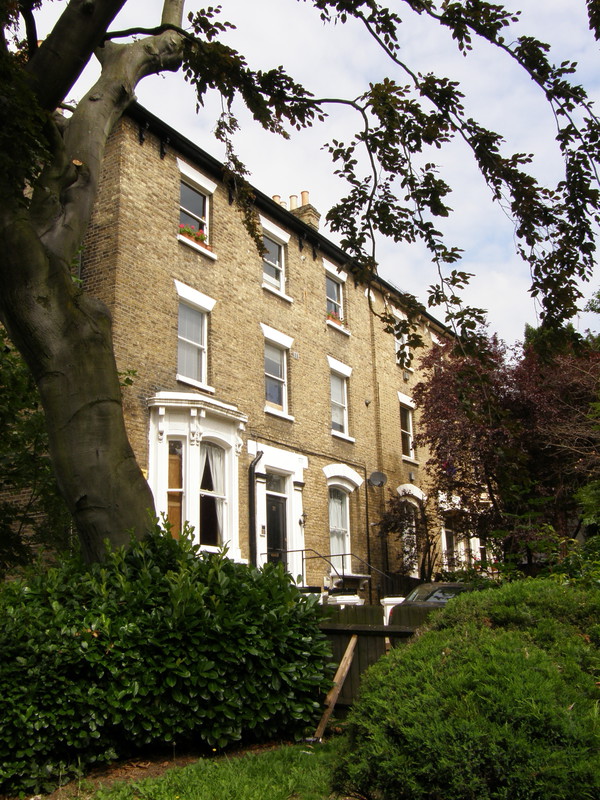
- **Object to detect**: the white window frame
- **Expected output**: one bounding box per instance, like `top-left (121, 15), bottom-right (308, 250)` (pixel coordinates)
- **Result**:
top-left (261, 324), bottom-right (294, 421)
top-left (167, 437), bottom-right (185, 538)
top-left (148, 392), bottom-right (247, 560)
top-left (175, 280), bottom-right (216, 392)
top-left (180, 181), bottom-right (207, 234)
top-left (330, 373), bottom-right (348, 435)
top-left (326, 275), bottom-right (343, 319)
top-left (264, 342), bottom-right (287, 411)
top-left (441, 515), bottom-right (480, 570)
top-left (260, 216), bottom-right (292, 302)
top-left (402, 498), bottom-right (420, 578)
top-left (323, 464), bottom-right (364, 578)
top-left (398, 391), bottom-right (417, 462)
top-left (397, 484), bottom-right (427, 579)
top-left (328, 356), bottom-right (354, 441)
top-left (443, 521), bottom-right (457, 568)
top-left (197, 440), bottom-right (227, 549)
top-left (262, 235), bottom-right (284, 290)
top-left (324, 260), bottom-right (348, 327)
top-left (328, 486), bottom-right (351, 574)
top-left (177, 159), bottom-right (218, 260)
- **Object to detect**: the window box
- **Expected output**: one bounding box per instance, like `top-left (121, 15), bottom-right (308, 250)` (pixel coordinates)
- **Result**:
top-left (177, 233), bottom-right (218, 260)
top-left (326, 318), bottom-right (351, 336)
top-left (179, 225), bottom-right (213, 249)
top-left (178, 223), bottom-right (208, 244)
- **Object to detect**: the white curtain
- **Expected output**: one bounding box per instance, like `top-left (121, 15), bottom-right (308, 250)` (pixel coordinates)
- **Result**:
top-left (328, 488), bottom-right (348, 572)
top-left (200, 442), bottom-right (225, 540)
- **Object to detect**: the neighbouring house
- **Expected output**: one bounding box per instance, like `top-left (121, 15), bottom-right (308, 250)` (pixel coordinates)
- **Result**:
top-left (80, 102), bottom-right (472, 601)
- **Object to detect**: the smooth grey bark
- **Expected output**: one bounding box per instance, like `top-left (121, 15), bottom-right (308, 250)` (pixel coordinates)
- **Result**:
top-left (0, 0), bottom-right (186, 561)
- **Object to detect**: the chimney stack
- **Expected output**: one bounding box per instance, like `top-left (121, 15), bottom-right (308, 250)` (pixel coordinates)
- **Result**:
top-left (272, 190), bottom-right (321, 230)
top-left (291, 190), bottom-right (320, 230)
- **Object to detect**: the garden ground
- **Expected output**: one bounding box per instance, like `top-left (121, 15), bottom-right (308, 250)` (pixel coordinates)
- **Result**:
top-left (24, 737), bottom-right (346, 800)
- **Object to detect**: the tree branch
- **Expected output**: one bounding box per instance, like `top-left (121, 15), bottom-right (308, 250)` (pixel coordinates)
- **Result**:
top-left (26, 0), bottom-right (128, 111)
top-left (102, 23), bottom-right (196, 45)
top-left (44, 26), bottom-right (186, 260)
top-left (162, 0), bottom-right (185, 27)
top-left (18, 1), bottom-right (38, 58)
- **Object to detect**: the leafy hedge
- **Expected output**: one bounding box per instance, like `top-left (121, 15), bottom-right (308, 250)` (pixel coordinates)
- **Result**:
top-left (335, 580), bottom-right (600, 800)
top-left (0, 528), bottom-right (332, 795)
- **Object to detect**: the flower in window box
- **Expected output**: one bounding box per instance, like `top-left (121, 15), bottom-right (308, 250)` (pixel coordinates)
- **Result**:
top-left (327, 310), bottom-right (343, 325)
top-left (178, 224), bottom-right (212, 249)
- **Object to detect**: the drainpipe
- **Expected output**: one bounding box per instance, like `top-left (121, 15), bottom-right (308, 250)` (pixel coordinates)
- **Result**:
top-left (248, 451), bottom-right (263, 567)
top-left (364, 465), bottom-right (373, 604)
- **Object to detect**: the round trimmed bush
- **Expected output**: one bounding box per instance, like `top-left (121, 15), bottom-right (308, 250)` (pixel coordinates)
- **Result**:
top-left (335, 580), bottom-right (600, 800)
top-left (0, 527), bottom-right (332, 795)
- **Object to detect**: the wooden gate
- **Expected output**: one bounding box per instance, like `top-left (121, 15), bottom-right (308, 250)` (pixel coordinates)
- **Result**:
top-left (320, 605), bottom-right (414, 706)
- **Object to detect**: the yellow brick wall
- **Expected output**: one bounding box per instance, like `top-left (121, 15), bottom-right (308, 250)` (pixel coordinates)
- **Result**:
top-left (82, 114), bottom-right (443, 599)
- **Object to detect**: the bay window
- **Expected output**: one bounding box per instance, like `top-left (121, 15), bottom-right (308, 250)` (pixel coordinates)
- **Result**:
top-left (148, 393), bottom-right (247, 559)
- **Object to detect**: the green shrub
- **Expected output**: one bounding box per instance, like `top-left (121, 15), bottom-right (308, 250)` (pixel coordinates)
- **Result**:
top-left (0, 526), bottom-right (332, 795)
top-left (544, 535), bottom-right (600, 588)
top-left (335, 580), bottom-right (600, 800)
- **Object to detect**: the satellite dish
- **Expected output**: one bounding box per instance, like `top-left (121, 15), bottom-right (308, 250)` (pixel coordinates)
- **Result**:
top-left (368, 471), bottom-right (388, 487)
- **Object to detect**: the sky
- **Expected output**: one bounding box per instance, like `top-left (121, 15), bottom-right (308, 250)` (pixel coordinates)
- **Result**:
top-left (33, 0), bottom-right (600, 344)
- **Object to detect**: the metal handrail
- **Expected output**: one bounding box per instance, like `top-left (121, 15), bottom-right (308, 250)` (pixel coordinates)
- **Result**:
top-left (259, 546), bottom-right (388, 588)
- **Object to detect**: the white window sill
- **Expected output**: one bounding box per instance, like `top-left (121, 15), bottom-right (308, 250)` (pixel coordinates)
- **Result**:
top-left (262, 282), bottom-right (293, 304)
top-left (332, 430), bottom-right (356, 443)
top-left (327, 319), bottom-right (351, 336)
top-left (178, 234), bottom-right (218, 261)
top-left (176, 374), bottom-right (216, 393)
top-left (330, 572), bottom-right (370, 580)
top-left (402, 456), bottom-right (420, 466)
top-left (265, 406), bottom-right (295, 422)
top-left (397, 363), bottom-right (414, 372)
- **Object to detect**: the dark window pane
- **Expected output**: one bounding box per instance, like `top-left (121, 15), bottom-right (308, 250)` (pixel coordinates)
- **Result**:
top-left (200, 494), bottom-right (219, 546)
top-left (266, 376), bottom-right (284, 406)
top-left (263, 235), bottom-right (280, 265)
top-left (180, 183), bottom-right (206, 218)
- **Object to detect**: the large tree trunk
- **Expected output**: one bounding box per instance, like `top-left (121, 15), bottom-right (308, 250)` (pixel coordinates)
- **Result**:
top-left (0, 1), bottom-right (185, 562)
top-left (0, 224), bottom-right (154, 563)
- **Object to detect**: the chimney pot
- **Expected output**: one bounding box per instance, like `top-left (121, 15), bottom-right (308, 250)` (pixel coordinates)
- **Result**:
top-left (272, 194), bottom-right (281, 204)
top-left (289, 194), bottom-right (298, 210)
top-left (301, 190), bottom-right (310, 206)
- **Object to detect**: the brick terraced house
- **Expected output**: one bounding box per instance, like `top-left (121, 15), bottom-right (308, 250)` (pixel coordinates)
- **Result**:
top-left (81, 102), bottom-right (461, 602)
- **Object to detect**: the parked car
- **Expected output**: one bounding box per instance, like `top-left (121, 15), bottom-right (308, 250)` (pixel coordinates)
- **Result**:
top-left (388, 582), bottom-right (469, 638)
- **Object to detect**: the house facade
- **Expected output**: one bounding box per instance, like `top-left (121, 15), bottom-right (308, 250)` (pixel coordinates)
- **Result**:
top-left (81, 103), bottom-right (456, 600)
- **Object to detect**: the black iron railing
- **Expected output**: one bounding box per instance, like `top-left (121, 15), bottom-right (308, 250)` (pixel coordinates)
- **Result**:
top-left (259, 546), bottom-right (388, 597)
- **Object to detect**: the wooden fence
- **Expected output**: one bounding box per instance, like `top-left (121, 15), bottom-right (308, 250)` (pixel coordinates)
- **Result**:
top-left (319, 604), bottom-right (415, 706)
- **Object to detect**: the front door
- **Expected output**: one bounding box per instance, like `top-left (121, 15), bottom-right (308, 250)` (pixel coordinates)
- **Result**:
top-left (266, 473), bottom-right (287, 565)
top-left (267, 495), bottom-right (287, 565)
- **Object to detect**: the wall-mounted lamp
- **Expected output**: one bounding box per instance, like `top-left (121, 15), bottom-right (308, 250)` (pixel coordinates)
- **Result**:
top-left (299, 512), bottom-right (308, 527)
